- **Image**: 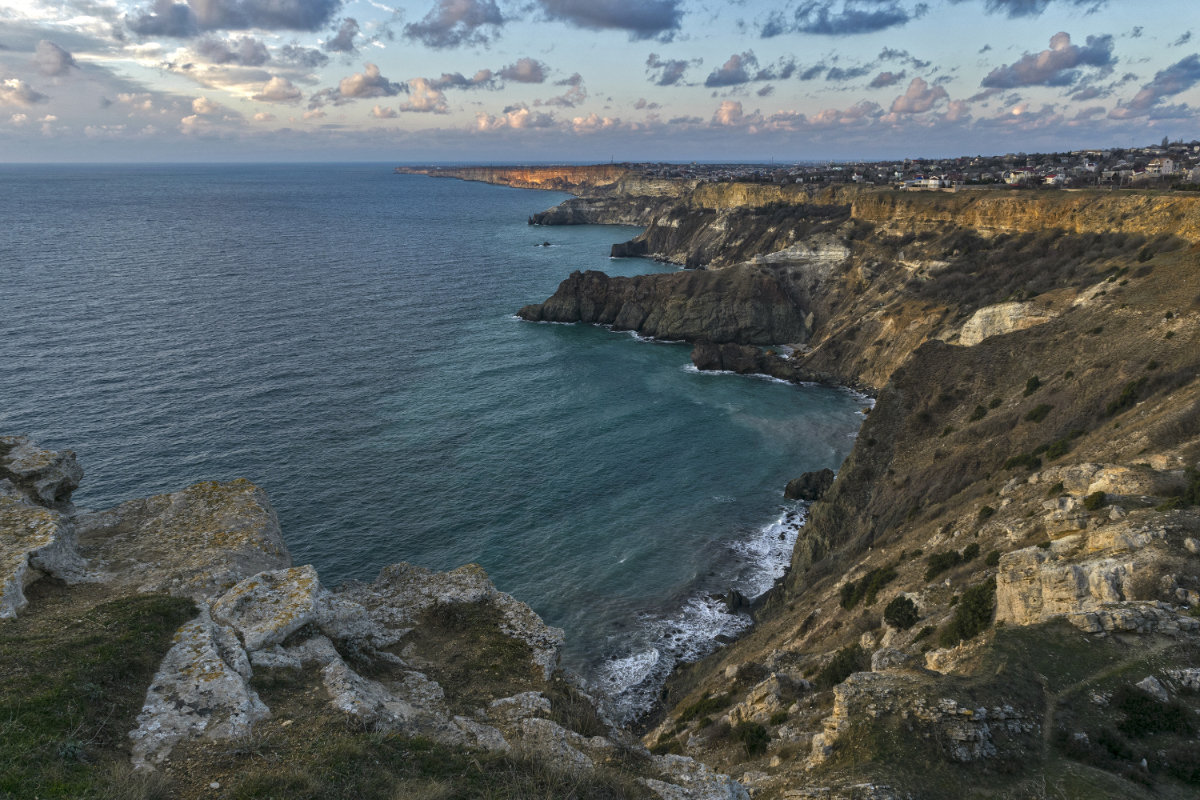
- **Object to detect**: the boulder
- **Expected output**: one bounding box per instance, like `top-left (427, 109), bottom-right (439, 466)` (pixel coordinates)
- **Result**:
top-left (0, 491), bottom-right (89, 618)
top-left (211, 566), bottom-right (322, 652)
top-left (785, 469), bottom-right (836, 502)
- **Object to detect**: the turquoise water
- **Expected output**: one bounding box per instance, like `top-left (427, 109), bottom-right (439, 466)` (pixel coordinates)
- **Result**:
top-left (0, 164), bottom-right (864, 719)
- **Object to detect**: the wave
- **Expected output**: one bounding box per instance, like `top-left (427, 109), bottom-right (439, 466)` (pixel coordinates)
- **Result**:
top-left (594, 504), bottom-right (807, 724)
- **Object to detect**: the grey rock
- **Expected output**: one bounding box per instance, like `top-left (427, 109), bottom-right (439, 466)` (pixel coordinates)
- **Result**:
top-left (129, 606), bottom-right (268, 768)
top-left (1136, 676), bottom-right (1169, 703)
top-left (785, 469), bottom-right (836, 502)
top-left (0, 435), bottom-right (83, 510)
top-left (210, 566), bottom-right (321, 652)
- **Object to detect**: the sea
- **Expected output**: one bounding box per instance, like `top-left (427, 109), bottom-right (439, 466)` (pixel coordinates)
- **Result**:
top-left (0, 163), bottom-right (864, 721)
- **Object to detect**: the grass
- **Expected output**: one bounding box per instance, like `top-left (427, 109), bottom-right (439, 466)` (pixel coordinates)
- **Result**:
top-left (0, 584), bottom-right (195, 798)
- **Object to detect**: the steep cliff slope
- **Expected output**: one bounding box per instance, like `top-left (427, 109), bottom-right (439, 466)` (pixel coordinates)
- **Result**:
top-left (505, 173), bottom-right (1200, 798)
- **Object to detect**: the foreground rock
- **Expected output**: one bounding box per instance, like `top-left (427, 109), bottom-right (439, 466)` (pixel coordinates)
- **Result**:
top-left (1, 437), bottom-right (749, 798)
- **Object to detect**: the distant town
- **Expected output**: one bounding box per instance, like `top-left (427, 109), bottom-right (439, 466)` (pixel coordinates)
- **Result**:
top-left (628, 138), bottom-right (1200, 191)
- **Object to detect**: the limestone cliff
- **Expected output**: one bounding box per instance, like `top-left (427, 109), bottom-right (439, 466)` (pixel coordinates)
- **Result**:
top-left (444, 166), bottom-right (1200, 798)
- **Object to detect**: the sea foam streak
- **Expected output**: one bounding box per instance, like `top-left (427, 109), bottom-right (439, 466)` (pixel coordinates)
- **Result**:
top-left (596, 504), bottom-right (807, 723)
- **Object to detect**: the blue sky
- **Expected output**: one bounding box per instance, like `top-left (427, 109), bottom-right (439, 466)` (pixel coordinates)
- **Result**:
top-left (1, 0), bottom-right (1197, 161)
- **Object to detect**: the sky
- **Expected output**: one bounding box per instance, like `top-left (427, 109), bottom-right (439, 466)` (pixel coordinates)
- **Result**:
top-left (1, 0), bottom-right (1198, 162)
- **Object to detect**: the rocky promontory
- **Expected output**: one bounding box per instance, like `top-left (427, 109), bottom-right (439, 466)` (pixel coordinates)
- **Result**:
top-left (0, 434), bottom-right (749, 799)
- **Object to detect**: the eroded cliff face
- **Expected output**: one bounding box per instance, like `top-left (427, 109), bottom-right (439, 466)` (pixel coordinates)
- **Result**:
top-left (396, 164), bottom-right (634, 194)
top-left (469, 170), bottom-right (1200, 798)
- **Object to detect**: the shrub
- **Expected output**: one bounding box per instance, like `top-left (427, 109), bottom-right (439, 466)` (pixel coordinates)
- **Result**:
top-left (883, 596), bottom-right (919, 630)
top-left (1003, 452), bottom-right (1042, 471)
top-left (769, 710), bottom-right (789, 726)
top-left (1113, 684), bottom-right (1194, 738)
top-left (1083, 491), bottom-right (1106, 511)
top-left (1106, 377), bottom-right (1147, 416)
top-left (1045, 481), bottom-right (1065, 497)
top-left (1024, 376), bottom-right (1042, 396)
top-left (969, 405), bottom-right (988, 421)
top-left (913, 625), bottom-right (934, 642)
top-left (984, 549), bottom-right (1001, 567)
top-left (962, 542), bottom-right (981, 561)
top-left (816, 645), bottom-right (869, 690)
top-left (977, 505), bottom-right (995, 521)
top-left (938, 578), bottom-right (996, 646)
top-left (732, 722), bottom-right (770, 756)
top-left (924, 550), bottom-right (963, 582)
top-left (840, 566), bottom-right (898, 609)
top-left (989, 397), bottom-right (1002, 409)
top-left (1025, 403), bottom-right (1053, 423)
top-left (678, 692), bottom-right (731, 723)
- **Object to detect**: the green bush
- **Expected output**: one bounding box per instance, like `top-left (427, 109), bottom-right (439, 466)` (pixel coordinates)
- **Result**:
top-left (977, 505), bottom-right (995, 521)
top-left (1045, 482), bottom-right (1065, 497)
top-left (768, 710), bottom-right (789, 726)
top-left (1025, 403), bottom-right (1053, 423)
top-left (1083, 491), bottom-right (1106, 511)
top-left (1003, 452), bottom-right (1042, 471)
top-left (988, 397), bottom-right (1002, 409)
top-left (924, 550), bottom-right (963, 582)
top-left (883, 596), bottom-right (919, 630)
top-left (984, 549), bottom-right (1001, 567)
top-left (678, 692), bottom-right (731, 723)
top-left (969, 405), bottom-right (988, 421)
top-left (840, 566), bottom-right (897, 610)
top-left (1023, 376), bottom-right (1042, 396)
top-left (1106, 377), bottom-right (1147, 416)
top-left (938, 578), bottom-right (996, 646)
top-left (816, 645), bottom-right (869, 690)
top-left (1113, 684), bottom-right (1194, 738)
top-left (962, 542), bottom-right (981, 561)
top-left (732, 722), bottom-right (770, 756)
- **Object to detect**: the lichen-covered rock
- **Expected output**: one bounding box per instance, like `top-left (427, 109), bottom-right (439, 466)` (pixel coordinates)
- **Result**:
top-left (0, 493), bottom-right (88, 618)
top-left (517, 717), bottom-right (595, 773)
top-left (339, 562), bottom-right (564, 680)
top-left (645, 754), bottom-right (750, 800)
top-left (130, 606), bottom-right (268, 768)
top-left (211, 566), bottom-right (321, 651)
top-left (0, 435), bottom-right (83, 509)
top-left (76, 479), bottom-right (290, 602)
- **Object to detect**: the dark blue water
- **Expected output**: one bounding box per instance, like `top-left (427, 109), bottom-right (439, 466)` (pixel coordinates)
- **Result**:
top-left (0, 164), bottom-right (864, 718)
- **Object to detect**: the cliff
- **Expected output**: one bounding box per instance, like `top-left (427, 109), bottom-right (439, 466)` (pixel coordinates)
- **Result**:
top-left (396, 164), bottom-right (635, 194)
top-left (486, 168), bottom-right (1200, 798)
top-left (0, 435), bottom-right (748, 799)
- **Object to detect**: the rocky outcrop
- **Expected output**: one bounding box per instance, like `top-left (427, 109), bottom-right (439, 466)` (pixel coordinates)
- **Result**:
top-left (785, 469), bottom-right (836, 502)
top-left (952, 301), bottom-right (1056, 346)
top-left (517, 267), bottom-right (812, 345)
top-left (0, 435), bottom-right (83, 510)
top-left (75, 479), bottom-right (290, 602)
top-left (396, 164), bottom-right (632, 194)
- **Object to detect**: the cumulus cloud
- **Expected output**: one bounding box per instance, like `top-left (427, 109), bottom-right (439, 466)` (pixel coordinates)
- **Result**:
top-left (338, 62), bottom-right (404, 99)
top-left (536, 0), bottom-right (683, 40)
top-left (761, 1), bottom-right (918, 37)
top-left (192, 95), bottom-right (220, 114)
top-left (869, 70), bottom-right (904, 88)
top-left (705, 51), bottom-right (756, 87)
top-left (193, 35), bottom-right (269, 66)
top-left (712, 99), bottom-right (753, 126)
top-left (404, 0), bottom-right (503, 48)
top-left (324, 17), bottom-right (359, 52)
top-left (476, 103), bottom-right (556, 130)
top-left (399, 77), bottom-right (448, 112)
top-left (633, 97), bottom-right (659, 109)
top-left (646, 52), bottom-right (699, 86)
top-left (33, 40), bottom-right (77, 76)
top-left (889, 76), bottom-right (948, 113)
top-left (0, 78), bottom-right (48, 106)
top-left (253, 75), bottom-right (303, 102)
top-left (571, 112), bottom-right (618, 132)
top-left (276, 44), bottom-right (329, 69)
top-left (980, 32), bottom-right (1114, 88)
top-left (371, 104), bottom-right (397, 117)
top-left (128, 0), bottom-right (343, 36)
top-left (1109, 53), bottom-right (1200, 118)
top-left (498, 57), bottom-right (547, 83)
top-left (253, 111), bottom-right (275, 121)
top-left (430, 69), bottom-right (494, 89)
